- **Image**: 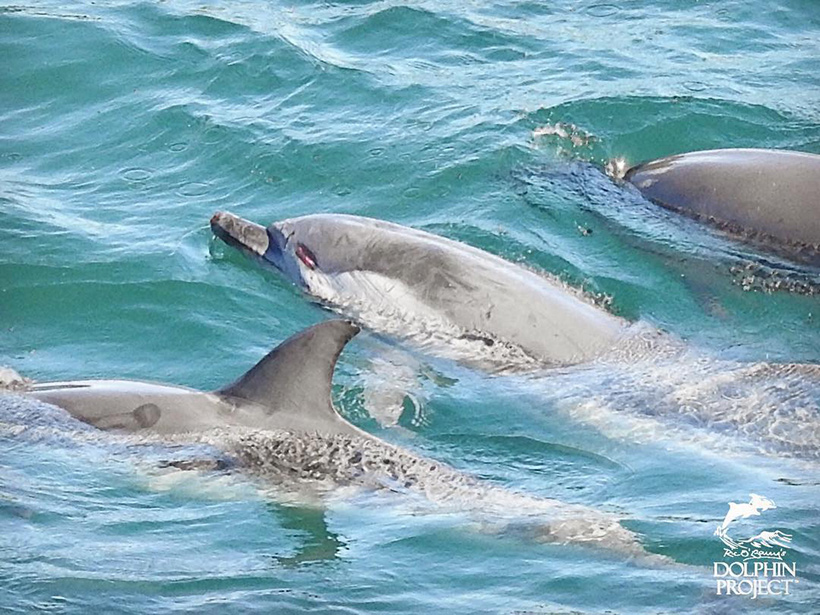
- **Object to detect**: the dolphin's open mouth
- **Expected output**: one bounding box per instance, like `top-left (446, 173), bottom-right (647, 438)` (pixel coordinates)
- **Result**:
top-left (210, 211), bottom-right (270, 257)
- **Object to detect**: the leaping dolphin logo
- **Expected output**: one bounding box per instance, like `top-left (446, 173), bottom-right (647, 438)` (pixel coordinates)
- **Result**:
top-left (715, 494), bottom-right (792, 553)
top-left (716, 493), bottom-right (776, 535)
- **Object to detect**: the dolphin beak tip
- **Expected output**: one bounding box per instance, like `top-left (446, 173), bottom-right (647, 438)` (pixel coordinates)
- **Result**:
top-left (209, 211), bottom-right (269, 257)
top-left (209, 211), bottom-right (230, 236)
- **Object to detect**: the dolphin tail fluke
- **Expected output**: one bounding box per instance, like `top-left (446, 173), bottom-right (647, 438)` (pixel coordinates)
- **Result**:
top-left (217, 320), bottom-right (359, 423)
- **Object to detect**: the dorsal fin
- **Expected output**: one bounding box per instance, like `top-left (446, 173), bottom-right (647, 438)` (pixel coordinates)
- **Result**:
top-left (217, 320), bottom-right (359, 433)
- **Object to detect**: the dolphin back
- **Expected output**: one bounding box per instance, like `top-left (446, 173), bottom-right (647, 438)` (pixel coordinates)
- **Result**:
top-left (26, 321), bottom-right (361, 437)
top-left (625, 148), bottom-right (820, 252)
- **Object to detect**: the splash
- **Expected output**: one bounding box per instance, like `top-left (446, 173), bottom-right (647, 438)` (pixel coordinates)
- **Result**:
top-left (730, 261), bottom-right (820, 296)
top-left (532, 122), bottom-right (595, 148)
top-left (604, 156), bottom-right (629, 179)
top-left (0, 366), bottom-right (31, 391)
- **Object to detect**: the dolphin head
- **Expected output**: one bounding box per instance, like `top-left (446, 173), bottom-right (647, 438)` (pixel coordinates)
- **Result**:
top-left (211, 211), bottom-right (378, 288)
top-left (211, 211), bottom-right (308, 286)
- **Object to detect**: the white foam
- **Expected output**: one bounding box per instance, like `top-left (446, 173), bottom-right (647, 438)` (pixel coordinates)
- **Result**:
top-left (546, 350), bottom-right (820, 463)
top-left (0, 366), bottom-right (31, 391)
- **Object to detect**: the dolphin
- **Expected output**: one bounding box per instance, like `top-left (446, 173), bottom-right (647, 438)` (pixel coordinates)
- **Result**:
top-left (2, 321), bottom-right (657, 560)
top-left (26, 320), bottom-right (364, 438)
top-left (210, 212), bottom-right (633, 371)
top-left (624, 148), bottom-right (820, 261)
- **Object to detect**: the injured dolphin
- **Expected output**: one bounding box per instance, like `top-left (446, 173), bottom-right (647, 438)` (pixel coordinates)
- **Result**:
top-left (624, 148), bottom-right (820, 262)
top-left (3, 320), bottom-right (658, 560)
top-left (210, 212), bottom-right (634, 371)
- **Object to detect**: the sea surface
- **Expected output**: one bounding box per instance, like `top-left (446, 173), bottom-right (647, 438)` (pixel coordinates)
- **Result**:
top-left (2, 1), bottom-right (820, 613)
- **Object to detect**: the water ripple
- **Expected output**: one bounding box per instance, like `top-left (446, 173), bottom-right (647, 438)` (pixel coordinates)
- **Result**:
top-left (2, 0), bottom-right (820, 612)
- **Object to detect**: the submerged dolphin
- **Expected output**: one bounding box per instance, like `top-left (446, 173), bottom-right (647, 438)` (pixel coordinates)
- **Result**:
top-left (210, 212), bottom-right (633, 371)
top-left (3, 320), bottom-right (655, 559)
top-left (624, 148), bottom-right (820, 260)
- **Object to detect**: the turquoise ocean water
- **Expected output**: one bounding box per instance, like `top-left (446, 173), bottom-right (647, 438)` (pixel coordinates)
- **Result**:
top-left (2, 1), bottom-right (820, 613)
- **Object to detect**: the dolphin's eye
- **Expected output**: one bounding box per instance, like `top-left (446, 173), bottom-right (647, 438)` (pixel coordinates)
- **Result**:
top-left (295, 243), bottom-right (317, 270)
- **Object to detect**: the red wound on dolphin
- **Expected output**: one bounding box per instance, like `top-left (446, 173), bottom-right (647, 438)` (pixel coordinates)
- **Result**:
top-left (296, 243), bottom-right (317, 269)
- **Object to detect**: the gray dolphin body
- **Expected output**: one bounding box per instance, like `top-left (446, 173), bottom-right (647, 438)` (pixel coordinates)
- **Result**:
top-left (5, 321), bottom-right (652, 558)
top-left (624, 149), bottom-right (820, 258)
top-left (211, 212), bottom-right (631, 371)
top-left (27, 320), bottom-right (363, 439)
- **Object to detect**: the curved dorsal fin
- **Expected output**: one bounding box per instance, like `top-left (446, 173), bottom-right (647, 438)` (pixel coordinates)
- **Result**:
top-left (217, 320), bottom-right (359, 433)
